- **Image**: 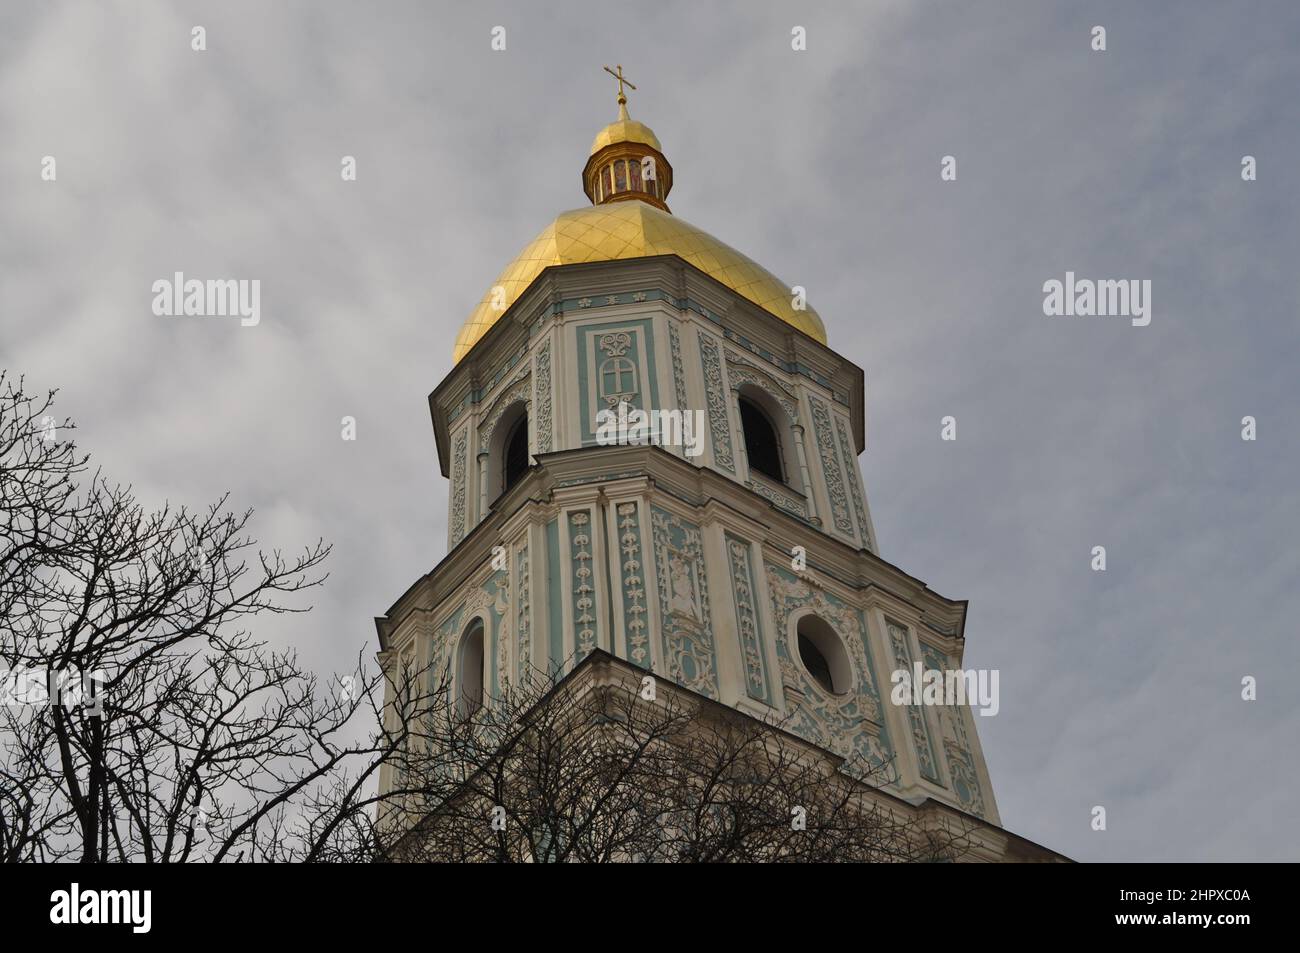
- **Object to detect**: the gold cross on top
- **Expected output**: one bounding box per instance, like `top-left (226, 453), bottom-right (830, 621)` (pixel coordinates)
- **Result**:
top-left (603, 64), bottom-right (636, 105)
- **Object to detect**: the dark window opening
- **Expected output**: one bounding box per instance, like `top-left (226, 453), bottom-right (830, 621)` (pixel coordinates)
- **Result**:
top-left (739, 397), bottom-right (783, 483)
top-left (458, 623), bottom-right (484, 718)
top-left (504, 415), bottom-right (529, 492)
top-left (798, 632), bottom-right (835, 694)
top-left (796, 615), bottom-right (851, 695)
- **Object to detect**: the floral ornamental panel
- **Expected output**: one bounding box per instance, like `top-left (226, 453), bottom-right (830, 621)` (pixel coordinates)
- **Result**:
top-left (668, 322), bottom-right (688, 414)
top-left (922, 643), bottom-right (988, 818)
top-left (698, 334), bottom-right (734, 473)
top-left (809, 396), bottom-right (854, 539)
top-left (726, 534), bottom-right (770, 704)
top-left (650, 506), bottom-right (717, 698)
top-left (569, 511), bottom-right (596, 658)
top-left (450, 429), bottom-right (468, 545)
top-left (887, 620), bottom-right (941, 784)
top-left (765, 565), bottom-right (893, 779)
top-left (835, 415), bottom-right (872, 551)
top-left (535, 341), bottom-right (553, 453)
top-left (617, 503), bottom-right (650, 667)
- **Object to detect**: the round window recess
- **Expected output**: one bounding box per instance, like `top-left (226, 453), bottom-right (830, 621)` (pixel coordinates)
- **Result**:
top-left (796, 615), bottom-right (852, 695)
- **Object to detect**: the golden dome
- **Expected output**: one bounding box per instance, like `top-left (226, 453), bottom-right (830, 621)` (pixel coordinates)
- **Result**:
top-left (589, 102), bottom-right (662, 155)
top-left (453, 203), bottom-right (826, 362)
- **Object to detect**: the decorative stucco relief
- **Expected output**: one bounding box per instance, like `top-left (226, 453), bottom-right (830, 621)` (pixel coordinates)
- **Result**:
top-left (725, 354), bottom-right (799, 422)
top-left (535, 341), bottom-right (552, 453)
top-left (921, 643), bottom-right (988, 818)
top-left (478, 371), bottom-right (531, 453)
top-left (450, 429), bottom-right (468, 546)
top-left (569, 511), bottom-right (596, 658)
top-left (765, 565), bottom-right (893, 778)
top-left (698, 334), bottom-right (734, 473)
top-left (668, 322), bottom-right (688, 413)
top-left (809, 395), bottom-right (854, 538)
top-left (650, 507), bottom-right (718, 698)
top-left (835, 415), bottom-right (872, 551)
top-left (887, 620), bottom-right (941, 784)
top-left (617, 503), bottom-right (650, 667)
top-left (726, 534), bottom-right (770, 703)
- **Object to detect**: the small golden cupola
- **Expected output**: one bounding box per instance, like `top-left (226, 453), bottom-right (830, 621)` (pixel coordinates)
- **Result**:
top-left (582, 65), bottom-right (673, 212)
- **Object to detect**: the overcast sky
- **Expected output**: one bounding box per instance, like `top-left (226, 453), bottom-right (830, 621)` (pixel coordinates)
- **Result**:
top-left (4, 1), bottom-right (1298, 862)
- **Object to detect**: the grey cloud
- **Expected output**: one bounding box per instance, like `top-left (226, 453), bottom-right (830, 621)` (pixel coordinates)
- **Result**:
top-left (3, 0), bottom-right (1297, 861)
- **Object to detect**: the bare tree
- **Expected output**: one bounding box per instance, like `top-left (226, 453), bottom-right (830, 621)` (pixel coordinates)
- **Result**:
top-left (1, 373), bottom-right (976, 863)
top-left (0, 373), bottom-right (420, 862)
top-left (377, 655), bottom-right (979, 863)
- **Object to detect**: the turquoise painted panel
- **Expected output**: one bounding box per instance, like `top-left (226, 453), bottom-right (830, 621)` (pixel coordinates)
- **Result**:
top-left (576, 319), bottom-right (659, 444)
top-left (920, 643), bottom-right (988, 818)
top-left (648, 506), bottom-right (718, 698)
top-left (765, 564), bottom-right (895, 779)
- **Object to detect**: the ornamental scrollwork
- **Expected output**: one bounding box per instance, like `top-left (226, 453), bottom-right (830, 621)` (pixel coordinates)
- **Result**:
top-left (598, 331), bottom-right (632, 357)
top-left (450, 430), bottom-right (468, 545)
top-left (478, 373), bottom-right (531, 453)
top-left (835, 415), bottom-right (872, 550)
top-left (921, 643), bottom-right (987, 818)
top-left (698, 335), bottom-right (734, 473)
top-left (887, 620), bottom-right (940, 784)
top-left (809, 396), bottom-right (854, 538)
top-left (570, 512), bottom-right (596, 657)
top-left (650, 507), bottom-right (717, 698)
top-left (535, 341), bottom-right (552, 453)
top-left (727, 536), bottom-right (770, 703)
top-left (765, 565), bottom-right (892, 778)
top-left (617, 503), bottom-right (649, 666)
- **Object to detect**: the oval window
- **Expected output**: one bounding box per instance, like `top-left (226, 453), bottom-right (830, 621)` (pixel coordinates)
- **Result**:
top-left (796, 615), bottom-right (851, 695)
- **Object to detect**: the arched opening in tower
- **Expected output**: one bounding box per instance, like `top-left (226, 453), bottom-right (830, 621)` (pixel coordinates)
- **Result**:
top-left (503, 414), bottom-right (529, 493)
top-left (738, 396), bottom-right (784, 483)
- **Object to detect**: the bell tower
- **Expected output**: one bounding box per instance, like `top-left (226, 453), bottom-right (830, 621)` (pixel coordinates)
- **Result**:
top-left (377, 80), bottom-right (1004, 829)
